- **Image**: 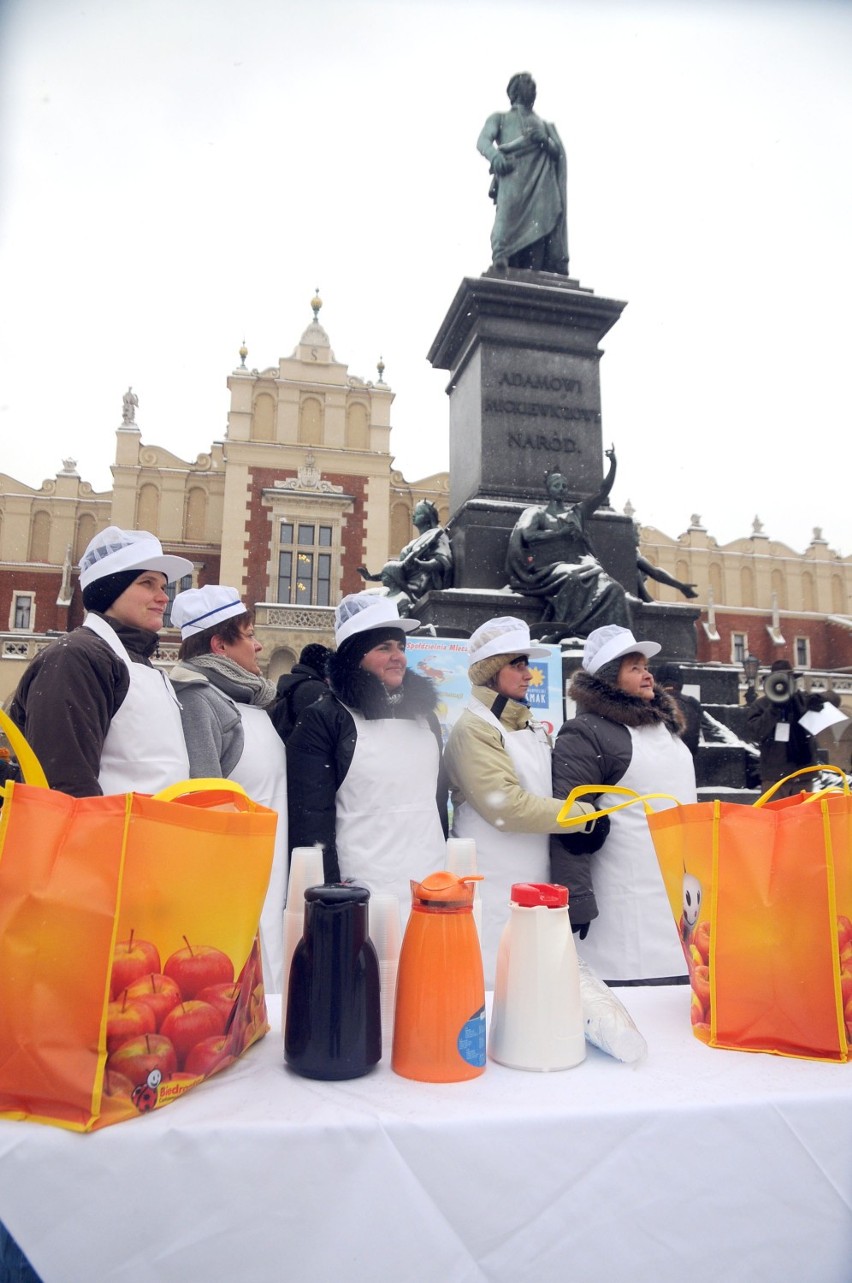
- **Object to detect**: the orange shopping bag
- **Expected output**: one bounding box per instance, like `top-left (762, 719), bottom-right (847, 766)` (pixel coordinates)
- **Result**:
top-left (0, 710), bottom-right (278, 1130)
top-left (646, 766), bottom-right (851, 1062)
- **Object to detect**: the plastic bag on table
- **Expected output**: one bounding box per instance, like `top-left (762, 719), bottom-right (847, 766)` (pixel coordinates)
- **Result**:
top-left (578, 957), bottom-right (647, 1064)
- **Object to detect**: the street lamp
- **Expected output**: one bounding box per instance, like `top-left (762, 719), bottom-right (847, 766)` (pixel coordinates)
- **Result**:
top-left (743, 653), bottom-right (760, 704)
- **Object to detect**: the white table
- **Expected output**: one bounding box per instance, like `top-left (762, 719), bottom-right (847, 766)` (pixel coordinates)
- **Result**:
top-left (1, 987), bottom-right (851, 1282)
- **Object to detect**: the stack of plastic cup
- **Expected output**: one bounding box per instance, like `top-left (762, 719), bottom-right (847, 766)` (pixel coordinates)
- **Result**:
top-left (445, 837), bottom-right (482, 941)
top-left (281, 844), bottom-right (325, 1034)
top-left (368, 893), bottom-right (402, 1054)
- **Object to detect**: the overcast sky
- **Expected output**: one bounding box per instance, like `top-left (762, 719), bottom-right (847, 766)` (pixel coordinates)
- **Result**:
top-left (1, 0), bottom-right (850, 555)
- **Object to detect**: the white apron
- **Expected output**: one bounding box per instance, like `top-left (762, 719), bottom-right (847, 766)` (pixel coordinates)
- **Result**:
top-left (335, 711), bottom-right (445, 922)
top-left (577, 722), bottom-right (697, 983)
top-left (452, 698), bottom-right (553, 988)
top-left (84, 613), bottom-right (189, 796)
top-left (228, 704), bottom-right (289, 995)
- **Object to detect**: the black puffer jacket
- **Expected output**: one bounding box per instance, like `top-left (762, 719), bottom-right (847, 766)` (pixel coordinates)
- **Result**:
top-left (286, 651), bottom-right (447, 883)
top-left (270, 663), bottom-right (329, 741)
top-left (550, 669), bottom-right (684, 926)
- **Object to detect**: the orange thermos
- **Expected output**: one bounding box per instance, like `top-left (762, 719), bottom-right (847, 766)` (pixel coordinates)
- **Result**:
top-left (391, 871), bottom-right (485, 1082)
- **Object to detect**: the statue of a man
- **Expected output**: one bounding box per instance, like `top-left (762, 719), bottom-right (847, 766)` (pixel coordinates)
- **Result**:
top-left (122, 386), bottom-right (138, 424)
top-left (477, 72), bottom-right (568, 275)
top-left (358, 500), bottom-right (452, 615)
top-left (506, 448), bottom-right (631, 634)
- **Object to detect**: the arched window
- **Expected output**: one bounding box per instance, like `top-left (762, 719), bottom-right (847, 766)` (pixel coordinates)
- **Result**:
top-left (771, 568), bottom-right (787, 610)
top-left (299, 397), bottom-right (323, 445)
top-left (346, 402), bottom-right (369, 450)
top-left (740, 565), bottom-right (754, 608)
top-left (709, 562), bottom-right (723, 603)
top-left (29, 511), bottom-right (50, 562)
top-left (390, 503), bottom-right (411, 553)
top-left (74, 513), bottom-right (97, 562)
top-left (802, 571), bottom-right (815, 613)
top-left (136, 483), bottom-right (160, 532)
top-left (252, 393), bottom-right (275, 442)
top-left (832, 574), bottom-right (846, 614)
top-left (675, 559), bottom-right (690, 588)
top-left (184, 487), bottom-right (207, 542)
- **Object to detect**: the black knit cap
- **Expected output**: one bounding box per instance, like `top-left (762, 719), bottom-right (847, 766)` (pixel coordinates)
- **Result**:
top-left (299, 643), bottom-right (332, 676)
top-left (82, 569), bottom-right (149, 615)
top-left (337, 625), bottom-right (406, 669)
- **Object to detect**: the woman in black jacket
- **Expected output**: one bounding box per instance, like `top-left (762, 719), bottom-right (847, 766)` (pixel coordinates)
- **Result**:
top-left (287, 593), bottom-right (447, 918)
top-left (551, 625), bottom-right (697, 985)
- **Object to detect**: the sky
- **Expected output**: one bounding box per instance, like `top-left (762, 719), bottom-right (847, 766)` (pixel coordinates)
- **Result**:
top-left (0, 0), bottom-right (850, 556)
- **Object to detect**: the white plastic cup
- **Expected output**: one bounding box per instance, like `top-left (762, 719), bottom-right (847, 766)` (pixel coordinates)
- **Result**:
top-left (281, 844), bottom-right (325, 1033)
top-left (369, 893), bottom-right (402, 1053)
top-left (445, 837), bottom-right (482, 942)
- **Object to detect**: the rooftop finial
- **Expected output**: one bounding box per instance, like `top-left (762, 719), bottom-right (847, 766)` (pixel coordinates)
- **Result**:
top-left (239, 339), bottom-right (248, 369)
top-left (311, 288), bottom-right (322, 321)
top-left (377, 355), bottom-right (386, 384)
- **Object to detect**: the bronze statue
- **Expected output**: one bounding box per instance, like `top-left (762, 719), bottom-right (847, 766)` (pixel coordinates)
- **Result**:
top-left (632, 523), bottom-right (698, 602)
top-left (477, 72), bottom-right (568, 275)
top-left (506, 449), bottom-right (631, 634)
top-left (358, 500), bottom-right (452, 616)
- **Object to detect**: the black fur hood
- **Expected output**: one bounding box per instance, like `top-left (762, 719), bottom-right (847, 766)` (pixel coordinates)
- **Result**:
top-left (328, 649), bottom-right (439, 721)
top-left (569, 668), bottom-right (684, 735)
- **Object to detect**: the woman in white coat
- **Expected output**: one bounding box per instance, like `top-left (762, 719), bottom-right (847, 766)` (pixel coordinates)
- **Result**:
top-left (170, 586), bottom-right (288, 993)
top-left (443, 616), bottom-right (596, 986)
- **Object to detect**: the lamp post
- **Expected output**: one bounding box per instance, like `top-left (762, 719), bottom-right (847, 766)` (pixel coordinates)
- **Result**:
top-left (743, 653), bottom-right (760, 704)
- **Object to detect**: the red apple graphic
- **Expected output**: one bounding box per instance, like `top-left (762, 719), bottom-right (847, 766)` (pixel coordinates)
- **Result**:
top-left (164, 937), bottom-right (234, 1000)
top-left (160, 1001), bottom-right (226, 1069)
top-left (103, 1069), bottom-right (135, 1099)
top-left (692, 921), bottom-right (711, 966)
top-left (107, 1033), bottom-right (177, 1088)
top-left (837, 915), bottom-right (852, 952)
top-left (184, 1035), bottom-right (235, 1078)
top-left (110, 931), bottom-right (161, 999)
top-left (198, 982), bottom-right (242, 1025)
top-left (692, 965), bottom-right (711, 1013)
top-left (124, 973), bottom-right (182, 1030)
top-left (105, 993), bottom-right (157, 1055)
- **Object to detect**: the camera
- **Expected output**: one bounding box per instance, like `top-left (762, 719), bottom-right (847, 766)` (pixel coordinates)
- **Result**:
top-left (764, 670), bottom-right (796, 704)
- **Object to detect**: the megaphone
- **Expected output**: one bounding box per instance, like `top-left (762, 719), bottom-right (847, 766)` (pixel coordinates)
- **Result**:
top-left (763, 670), bottom-right (796, 704)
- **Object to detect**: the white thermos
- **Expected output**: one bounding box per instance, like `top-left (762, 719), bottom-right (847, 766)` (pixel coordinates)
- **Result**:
top-left (489, 882), bottom-right (585, 1072)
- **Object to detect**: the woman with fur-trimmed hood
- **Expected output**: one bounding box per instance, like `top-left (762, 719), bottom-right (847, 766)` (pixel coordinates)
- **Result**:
top-left (286, 592), bottom-right (447, 921)
top-left (551, 625), bottom-right (697, 985)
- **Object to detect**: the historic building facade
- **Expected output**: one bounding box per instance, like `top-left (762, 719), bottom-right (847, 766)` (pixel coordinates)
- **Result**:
top-left (0, 303), bottom-right (849, 716)
top-left (0, 301), bottom-right (449, 701)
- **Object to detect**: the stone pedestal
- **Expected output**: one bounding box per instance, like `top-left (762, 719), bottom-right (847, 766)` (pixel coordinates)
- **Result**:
top-left (428, 269), bottom-right (629, 592)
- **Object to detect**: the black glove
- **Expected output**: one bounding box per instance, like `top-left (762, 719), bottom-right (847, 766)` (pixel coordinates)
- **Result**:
top-left (572, 921), bottom-right (590, 940)
top-left (553, 813), bottom-right (610, 856)
top-left (806, 693), bottom-right (824, 712)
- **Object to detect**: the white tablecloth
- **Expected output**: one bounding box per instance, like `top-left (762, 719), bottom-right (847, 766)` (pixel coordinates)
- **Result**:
top-left (2, 987), bottom-right (851, 1282)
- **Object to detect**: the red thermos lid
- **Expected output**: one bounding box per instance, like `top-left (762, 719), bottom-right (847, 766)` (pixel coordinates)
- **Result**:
top-left (510, 882), bottom-right (569, 908)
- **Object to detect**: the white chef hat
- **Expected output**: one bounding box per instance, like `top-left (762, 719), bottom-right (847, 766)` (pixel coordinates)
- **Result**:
top-left (582, 625), bottom-right (661, 675)
top-left (334, 592), bottom-right (420, 647)
top-left (79, 526), bottom-right (192, 589)
top-left (170, 586), bottom-right (248, 638)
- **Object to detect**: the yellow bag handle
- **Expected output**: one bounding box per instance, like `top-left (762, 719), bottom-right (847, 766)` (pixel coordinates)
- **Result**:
top-left (153, 778), bottom-right (252, 806)
top-left (557, 783), bottom-right (682, 827)
top-left (0, 707), bottom-right (49, 790)
top-left (754, 764), bottom-right (850, 808)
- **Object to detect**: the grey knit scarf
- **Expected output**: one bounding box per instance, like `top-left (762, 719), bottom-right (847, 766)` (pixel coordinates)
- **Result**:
top-left (186, 653), bottom-right (278, 708)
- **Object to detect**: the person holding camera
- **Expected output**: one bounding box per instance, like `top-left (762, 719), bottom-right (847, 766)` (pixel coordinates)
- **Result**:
top-left (745, 659), bottom-right (824, 797)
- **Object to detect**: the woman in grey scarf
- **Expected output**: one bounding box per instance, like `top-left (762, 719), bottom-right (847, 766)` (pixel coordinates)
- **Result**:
top-left (170, 586), bottom-right (287, 993)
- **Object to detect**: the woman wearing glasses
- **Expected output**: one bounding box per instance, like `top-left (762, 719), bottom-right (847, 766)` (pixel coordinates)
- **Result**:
top-left (443, 616), bottom-right (595, 985)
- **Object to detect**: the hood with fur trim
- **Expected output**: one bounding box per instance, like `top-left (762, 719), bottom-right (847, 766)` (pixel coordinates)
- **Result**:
top-left (569, 668), bottom-right (684, 735)
top-left (328, 649), bottom-right (439, 721)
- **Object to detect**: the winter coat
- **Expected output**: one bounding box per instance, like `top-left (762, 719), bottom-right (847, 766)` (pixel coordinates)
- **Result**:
top-left (745, 691), bottom-right (818, 784)
top-left (444, 686), bottom-right (564, 832)
top-left (286, 653), bottom-right (448, 886)
top-left (8, 614), bottom-right (170, 797)
top-left (270, 664), bottom-right (329, 741)
top-left (551, 668), bottom-right (695, 982)
top-left (169, 660), bottom-right (245, 778)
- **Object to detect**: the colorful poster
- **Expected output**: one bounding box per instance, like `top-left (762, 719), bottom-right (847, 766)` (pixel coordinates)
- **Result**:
top-left (406, 637), bottom-right (565, 744)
